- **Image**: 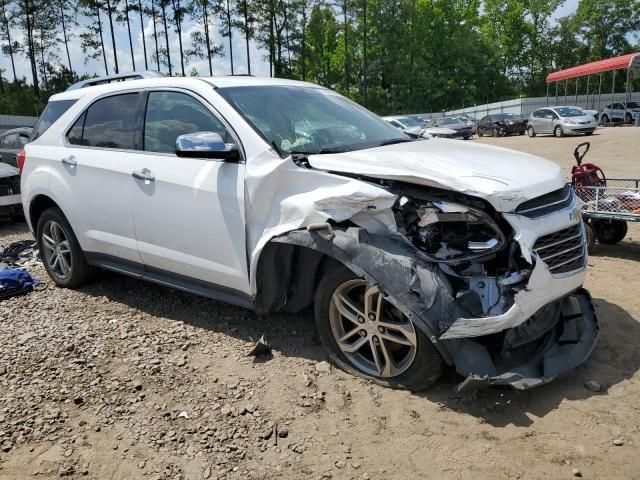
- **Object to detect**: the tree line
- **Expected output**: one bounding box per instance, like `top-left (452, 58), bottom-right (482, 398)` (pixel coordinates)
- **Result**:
top-left (0, 0), bottom-right (638, 116)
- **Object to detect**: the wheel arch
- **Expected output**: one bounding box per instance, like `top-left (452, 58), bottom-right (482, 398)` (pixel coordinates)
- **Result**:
top-left (29, 194), bottom-right (66, 231)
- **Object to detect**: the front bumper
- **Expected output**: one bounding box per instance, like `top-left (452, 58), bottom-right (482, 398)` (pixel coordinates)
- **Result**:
top-left (564, 123), bottom-right (597, 134)
top-left (451, 289), bottom-right (598, 391)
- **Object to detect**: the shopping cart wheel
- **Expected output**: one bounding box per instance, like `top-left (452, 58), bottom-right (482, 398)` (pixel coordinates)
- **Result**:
top-left (593, 219), bottom-right (628, 245)
top-left (584, 222), bottom-right (596, 254)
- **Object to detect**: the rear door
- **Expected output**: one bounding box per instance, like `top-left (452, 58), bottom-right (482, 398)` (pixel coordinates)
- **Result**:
top-left (611, 103), bottom-right (625, 120)
top-left (128, 89), bottom-right (249, 295)
top-left (55, 92), bottom-right (144, 264)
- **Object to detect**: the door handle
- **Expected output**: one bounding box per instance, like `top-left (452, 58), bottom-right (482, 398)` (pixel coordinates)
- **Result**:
top-left (61, 155), bottom-right (77, 167)
top-left (132, 168), bottom-right (155, 182)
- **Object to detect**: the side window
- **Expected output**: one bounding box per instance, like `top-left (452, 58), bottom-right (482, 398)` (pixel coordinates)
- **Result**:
top-left (614, 103), bottom-right (624, 109)
top-left (67, 112), bottom-right (86, 145)
top-left (143, 91), bottom-right (232, 154)
top-left (81, 93), bottom-right (140, 149)
top-left (31, 99), bottom-right (77, 141)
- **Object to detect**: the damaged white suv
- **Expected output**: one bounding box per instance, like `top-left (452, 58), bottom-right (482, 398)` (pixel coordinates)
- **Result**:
top-left (21, 75), bottom-right (598, 392)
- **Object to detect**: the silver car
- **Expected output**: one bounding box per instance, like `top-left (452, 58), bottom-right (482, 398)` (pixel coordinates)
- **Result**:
top-left (527, 106), bottom-right (597, 137)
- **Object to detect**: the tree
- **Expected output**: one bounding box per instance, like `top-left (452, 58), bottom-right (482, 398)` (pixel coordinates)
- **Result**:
top-left (79, 0), bottom-right (109, 75)
top-left (104, 0), bottom-right (120, 73)
top-left (133, 0), bottom-right (148, 69)
top-left (187, 0), bottom-right (223, 75)
top-left (0, 0), bottom-right (17, 81)
top-left (171, 0), bottom-right (186, 75)
top-left (119, 0), bottom-right (136, 70)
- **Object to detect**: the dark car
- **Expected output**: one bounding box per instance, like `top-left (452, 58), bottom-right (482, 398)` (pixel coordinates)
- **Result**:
top-left (432, 116), bottom-right (474, 139)
top-left (0, 127), bottom-right (31, 167)
top-left (477, 114), bottom-right (527, 137)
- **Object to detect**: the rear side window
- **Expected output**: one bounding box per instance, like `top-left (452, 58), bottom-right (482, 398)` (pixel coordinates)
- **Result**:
top-left (81, 94), bottom-right (140, 149)
top-left (31, 99), bottom-right (77, 141)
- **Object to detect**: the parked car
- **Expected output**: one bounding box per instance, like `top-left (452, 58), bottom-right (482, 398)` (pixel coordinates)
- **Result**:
top-left (431, 116), bottom-right (474, 139)
top-left (600, 101), bottom-right (640, 124)
top-left (527, 106), bottom-right (597, 137)
top-left (0, 162), bottom-right (22, 220)
top-left (0, 127), bottom-right (31, 167)
top-left (382, 116), bottom-right (457, 138)
top-left (454, 114), bottom-right (478, 134)
top-left (476, 113), bottom-right (527, 137)
top-left (20, 74), bottom-right (597, 392)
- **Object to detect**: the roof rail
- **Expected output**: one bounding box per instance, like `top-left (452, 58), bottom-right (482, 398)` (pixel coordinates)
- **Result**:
top-left (66, 71), bottom-right (167, 91)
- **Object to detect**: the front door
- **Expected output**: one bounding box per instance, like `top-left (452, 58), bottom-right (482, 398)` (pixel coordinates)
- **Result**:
top-left (129, 90), bottom-right (250, 295)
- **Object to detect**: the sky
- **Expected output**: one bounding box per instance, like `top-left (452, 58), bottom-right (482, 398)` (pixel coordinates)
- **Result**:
top-left (1, 0), bottom-right (580, 85)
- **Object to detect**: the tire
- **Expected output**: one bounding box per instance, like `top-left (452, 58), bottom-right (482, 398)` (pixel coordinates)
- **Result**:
top-left (36, 207), bottom-right (94, 288)
top-left (593, 220), bottom-right (627, 245)
top-left (527, 126), bottom-right (536, 137)
top-left (314, 266), bottom-right (443, 391)
top-left (601, 114), bottom-right (609, 124)
top-left (554, 125), bottom-right (564, 137)
top-left (492, 127), bottom-right (500, 137)
top-left (584, 131), bottom-right (593, 136)
top-left (478, 130), bottom-right (484, 137)
top-left (625, 113), bottom-right (632, 124)
top-left (584, 221), bottom-right (596, 254)
top-left (519, 130), bottom-right (525, 135)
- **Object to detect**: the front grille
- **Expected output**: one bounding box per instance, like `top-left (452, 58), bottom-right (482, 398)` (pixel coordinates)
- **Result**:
top-left (533, 224), bottom-right (586, 274)
top-left (0, 175), bottom-right (20, 196)
top-left (516, 184), bottom-right (574, 218)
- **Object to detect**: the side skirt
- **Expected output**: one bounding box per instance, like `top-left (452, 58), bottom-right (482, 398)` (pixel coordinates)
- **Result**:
top-left (85, 252), bottom-right (255, 310)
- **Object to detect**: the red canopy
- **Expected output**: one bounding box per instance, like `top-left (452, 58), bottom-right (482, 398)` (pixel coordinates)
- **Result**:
top-left (546, 52), bottom-right (640, 83)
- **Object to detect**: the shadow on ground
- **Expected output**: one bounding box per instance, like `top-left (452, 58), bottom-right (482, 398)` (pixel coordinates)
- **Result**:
top-left (590, 240), bottom-right (640, 262)
top-left (417, 297), bottom-right (640, 427)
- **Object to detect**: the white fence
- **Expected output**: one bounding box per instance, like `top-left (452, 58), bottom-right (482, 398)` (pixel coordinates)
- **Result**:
top-left (416, 91), bottom-right (640, 120)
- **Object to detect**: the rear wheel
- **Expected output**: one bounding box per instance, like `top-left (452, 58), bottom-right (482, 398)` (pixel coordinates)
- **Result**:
top-left (601, 114), bottom-right (609, 124)
top-left (492, 127), bottom-right (500, 137)
top-left (625, 113), bottom-right (633, 124)
top-left (527, 126), bottom-right (536, 137)
top-left (593, 220), bottom-right (627, 245)
top-left (554, 125), bottom-right (564, 137)
top-left (314, 266), bottom-right (443, 391)
top-left (36, 207), bottom-right (94, 288)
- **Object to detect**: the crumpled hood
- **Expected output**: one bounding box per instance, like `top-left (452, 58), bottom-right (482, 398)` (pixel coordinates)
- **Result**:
top-left (307, 138), bottom-right (566, 212)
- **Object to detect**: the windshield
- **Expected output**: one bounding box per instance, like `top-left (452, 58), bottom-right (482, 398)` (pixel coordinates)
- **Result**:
top-left (397, 117), bottom-right (423, 127)
top-left (436, 117), bottom-right (459, 125)
top-left (217, 86), bottom-right (408, 156)
top-left (493, 114), bottom-right (519, 121)
top-left (555, 107), bottom-right (585, 117)
top-left (627, 102), bottom-right (640, 108)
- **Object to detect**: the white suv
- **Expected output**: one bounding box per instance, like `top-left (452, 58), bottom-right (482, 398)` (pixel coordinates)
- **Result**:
top-left (600, 101), bottom-right (640, 124)
top-left (20, 74), bottom-right (598, 392)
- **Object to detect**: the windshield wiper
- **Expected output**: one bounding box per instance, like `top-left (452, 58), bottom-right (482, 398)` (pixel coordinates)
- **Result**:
top-left (378, 138), bottom-right (413, 146)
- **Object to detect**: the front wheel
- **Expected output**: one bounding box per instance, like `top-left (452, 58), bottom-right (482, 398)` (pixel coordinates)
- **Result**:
top-left (554, 125), bottom-right (564, 137)
top-left (527, 126), bottom-right (536, 137)
top-left (36, 207), bottom-right (94, 288)
top-left (314, 266), bottom-right (443, 391)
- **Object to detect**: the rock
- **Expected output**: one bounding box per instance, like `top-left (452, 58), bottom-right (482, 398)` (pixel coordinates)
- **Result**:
top-left (584, 380), bottom-right (601, 392)
top-left (335, 460), bottom-right (346, 469)
top-left (73, 397), bottom-right (84, 406)
top-left (203, 466), bottom-right (211, 479)
top-left (315, 361), bottom-right (332, 374)
top-left (572, 468), bottom-right (582, 477)
top-left (133, 381), bottom-right (143, 391)
top-left (362, 473), bottom-right (370, 480)
top-left (293, 445), bottom-right (305, 454)
top-left (278, 427), bottom-right (288, 439)
top-left (613, 438), bottom-right (624, 446)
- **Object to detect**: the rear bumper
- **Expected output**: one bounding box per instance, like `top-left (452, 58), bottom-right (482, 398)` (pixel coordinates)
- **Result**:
top-left (452, 289), bottom-right (598, 391)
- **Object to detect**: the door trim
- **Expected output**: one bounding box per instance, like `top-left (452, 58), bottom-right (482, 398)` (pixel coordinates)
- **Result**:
top-left (85, 252), bottom-right (255, 310)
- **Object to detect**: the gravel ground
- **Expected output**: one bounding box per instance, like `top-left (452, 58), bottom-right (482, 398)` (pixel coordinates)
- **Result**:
top-left (1, 127), bottom-right (640, 479)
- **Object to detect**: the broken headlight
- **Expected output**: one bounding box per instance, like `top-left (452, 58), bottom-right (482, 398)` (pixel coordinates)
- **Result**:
top-left (396, 197), bottom-right (506, 263)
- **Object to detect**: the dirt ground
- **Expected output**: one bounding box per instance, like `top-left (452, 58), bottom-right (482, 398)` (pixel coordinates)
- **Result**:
top-left (1, 127), bottom-right (639, 480)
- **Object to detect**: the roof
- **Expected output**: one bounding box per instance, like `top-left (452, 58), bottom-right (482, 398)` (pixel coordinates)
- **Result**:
top-left (51, 75), bottom-right (323, 102)
top-left (546, 52), bottom-right (640, 83)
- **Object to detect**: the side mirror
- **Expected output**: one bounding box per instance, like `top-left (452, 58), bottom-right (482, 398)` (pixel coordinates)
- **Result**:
top-left (402, 126), bottom-right (423, 138)
top-left (175, 132), bottom-right (240, 161)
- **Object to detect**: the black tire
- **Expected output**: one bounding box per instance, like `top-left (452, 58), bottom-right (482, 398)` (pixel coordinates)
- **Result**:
top-left (314, 266), bottom-right (443, 391)
top-left (584, 221), bottom-right (596, 254)
top-left (36, 207), bottom-right (94, 288)
top-left (519, 130), bottom-right (525, 135)
top-left (584, 131), bottom-right (594, 136)
top-left (554, 125), bottom-right (564, 137)
top-left (601, 114), bottom-right (609, 124)
top-left (492, 127), bottom-right (499, 137)
top-left (625, 113), bottom-right (632, 124)
top-left (527, 126), bottom-right (536, 137)
top-left (593, 220), bottom-right (627, 245)
top-left (478, 130), bottom-right (484, 137)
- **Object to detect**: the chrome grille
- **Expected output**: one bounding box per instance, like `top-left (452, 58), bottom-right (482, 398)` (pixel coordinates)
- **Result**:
top-left (516, 184), bottom-right (574, 218)
top-left (533, 224), bottom-right (586, 274)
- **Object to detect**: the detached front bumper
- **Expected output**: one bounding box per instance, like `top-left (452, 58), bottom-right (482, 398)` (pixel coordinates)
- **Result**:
top-left (450, 289), bottom-right (598, 391)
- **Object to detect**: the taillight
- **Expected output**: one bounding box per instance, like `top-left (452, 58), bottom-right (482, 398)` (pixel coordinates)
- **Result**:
top-left (17, 149), bottom-right (26, 175)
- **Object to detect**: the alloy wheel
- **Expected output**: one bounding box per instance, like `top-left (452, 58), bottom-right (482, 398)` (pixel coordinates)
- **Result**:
top-left (328, 279), bottom-right (417, 378)
top-left (41, 220), bottom-right (72, 280)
